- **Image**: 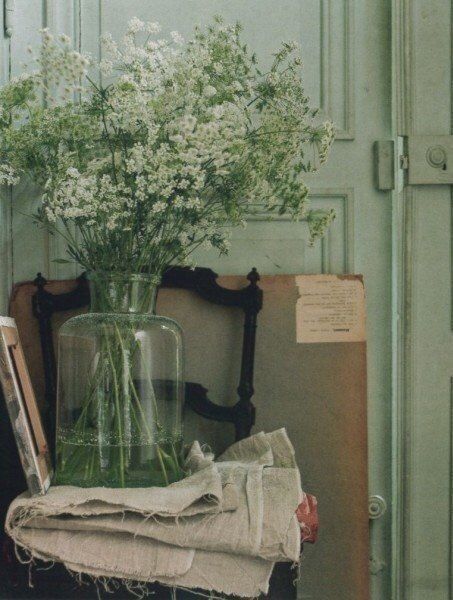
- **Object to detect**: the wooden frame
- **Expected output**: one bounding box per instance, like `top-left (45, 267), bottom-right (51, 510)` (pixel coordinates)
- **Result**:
top-left (0, 316), bottom-right (52, 495)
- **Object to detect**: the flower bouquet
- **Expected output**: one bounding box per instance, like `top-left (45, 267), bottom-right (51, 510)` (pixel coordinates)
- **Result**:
top-left (0, 17), bottom-right (334, 487)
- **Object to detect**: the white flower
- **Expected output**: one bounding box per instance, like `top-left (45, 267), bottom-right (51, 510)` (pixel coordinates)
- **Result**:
top-left (170, 31), bottom-right (184, 45)
top-left (267, 72), bottom-right (279, 85)
top-left (0, 165), bottom-right (19, 186)
top-left (169, 134), bottom-right (184, 144)
top-left (145, 40), bottom-right (160, 51)
top-left (39, 28), bottom-right (53, 42)
top-left (106, 216), bottom-right (118, 230)
top-left (100, 33), bottom-right (118, 56)
top-left (127, 17), bottom-right (145, 34)
top-left (318, 121), bottom-right (335, 164)
top-left (186, 197), bottom-right (201, 210)
top-left (99, 59), bottom-right (113, 75)
top-left (152, 201), bottom-right (167, 213)
top-left (204, 85), bottom-right (216, 98)
top-left (146, 22), bottom-right (161, 34)
top-left (211, 105), bottom-right (225, 119)
top-left (181, 115), bottom-right (197, 132)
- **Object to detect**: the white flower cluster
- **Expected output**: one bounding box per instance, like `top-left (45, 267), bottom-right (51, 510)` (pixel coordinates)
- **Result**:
top-left (318, 121), bottom-right (335, 165)
top-left (33, 29), bottom-right (89, 98)
top-left (0, 164), bottom-right (19, 185)
top-left (0, 17), bottom-right (335, 273)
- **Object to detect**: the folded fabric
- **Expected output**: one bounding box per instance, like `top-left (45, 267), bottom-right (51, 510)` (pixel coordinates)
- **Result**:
top-left (6, 428), bottom-right (303, 598)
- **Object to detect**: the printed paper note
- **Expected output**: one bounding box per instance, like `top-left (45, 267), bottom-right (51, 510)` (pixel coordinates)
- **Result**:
top-left (295, 275), bottom-right (366, 343)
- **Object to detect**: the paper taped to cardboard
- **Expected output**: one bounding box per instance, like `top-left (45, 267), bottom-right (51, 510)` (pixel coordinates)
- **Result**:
top-left (295, 274), bottom-right (366, 343)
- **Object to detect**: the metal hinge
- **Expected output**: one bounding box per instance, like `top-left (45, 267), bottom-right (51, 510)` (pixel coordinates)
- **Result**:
top-left (3, 0), bottom-right (14, 37)
top-left (399, 154), bottom-right (409, 170)
top-left (369, 495), bottom-right (387, 520)
top-left (374, 140), bottom-right (396, 191)
top-left (374, 138), bottom-right (409, 191)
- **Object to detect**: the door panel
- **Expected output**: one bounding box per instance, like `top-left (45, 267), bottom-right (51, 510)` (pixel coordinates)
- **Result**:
top-left (195, 191), bottom-right (354, 275)
top-left (83, 3), bottom-right (393, 598)
top-left (0, 1), bottom-right (395, 598)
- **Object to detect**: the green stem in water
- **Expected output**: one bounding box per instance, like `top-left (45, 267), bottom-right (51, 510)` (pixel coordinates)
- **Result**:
top-left (105, 335), bottom-right (126, 487)
top-left (127, 370), bottom-right (170, 485)
top-left (156, 446), bottom-right (170, 486)
top-left (111, 321), bottom-right (175, 485)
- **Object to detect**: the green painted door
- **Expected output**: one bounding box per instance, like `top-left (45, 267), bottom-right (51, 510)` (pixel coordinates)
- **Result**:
top-left (0, 1), bottom-right (397, 598)
top-left (91, 3), bottom-right (394, 598)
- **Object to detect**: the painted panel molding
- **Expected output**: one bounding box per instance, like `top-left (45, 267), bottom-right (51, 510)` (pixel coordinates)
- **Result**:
top-left (192, 189), bottom-right (354, 276)
top-left (319, 0), bottom-right (355, 139)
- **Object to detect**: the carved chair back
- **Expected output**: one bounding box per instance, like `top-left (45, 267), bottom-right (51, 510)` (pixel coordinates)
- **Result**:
top-left (32, 266), bottom-right (263, 462)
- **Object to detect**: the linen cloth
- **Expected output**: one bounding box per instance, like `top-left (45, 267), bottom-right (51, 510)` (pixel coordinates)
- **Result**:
top-left (6, 429), bottom-right (303, 598)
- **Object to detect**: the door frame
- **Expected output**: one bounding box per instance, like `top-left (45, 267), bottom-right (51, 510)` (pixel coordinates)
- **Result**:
top-left (391, 1), bottom-right (453, 598)
top-left (391, 2), bottom-right (411, 596)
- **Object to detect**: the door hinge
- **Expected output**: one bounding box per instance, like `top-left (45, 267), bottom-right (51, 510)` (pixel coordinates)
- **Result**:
top-left (369, 495), bottom-right (387, 520)
top-left (373, 140), bottom-right (395, 191)
top-left (399, 154), bottom-right (409, 170)
top-left (3, 0), bottom-right (14, 37)
top-left (370, 556), bottom-right (387, 575)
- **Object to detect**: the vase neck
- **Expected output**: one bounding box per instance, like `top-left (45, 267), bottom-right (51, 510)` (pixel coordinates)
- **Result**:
top-left (87, 272), bottom-right (160, 314)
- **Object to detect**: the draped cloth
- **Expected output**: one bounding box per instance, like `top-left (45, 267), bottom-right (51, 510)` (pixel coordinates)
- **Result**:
top-left (6, 429), bottom-right (304, 598)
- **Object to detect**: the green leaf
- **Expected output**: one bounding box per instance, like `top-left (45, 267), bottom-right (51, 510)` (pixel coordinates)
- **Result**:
top-left (52, 258), bottom-right (71, 264)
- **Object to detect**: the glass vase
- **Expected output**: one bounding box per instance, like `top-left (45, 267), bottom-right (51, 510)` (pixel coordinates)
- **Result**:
top-left (54, 272), bottom-right (185, 488)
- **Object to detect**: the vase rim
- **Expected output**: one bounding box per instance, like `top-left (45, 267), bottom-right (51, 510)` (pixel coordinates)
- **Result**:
top-left (86, 271), bottom-right (162, 286)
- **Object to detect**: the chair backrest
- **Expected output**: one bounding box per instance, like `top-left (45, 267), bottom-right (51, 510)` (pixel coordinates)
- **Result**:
top-left (10, 266), bottom-right (262, 461)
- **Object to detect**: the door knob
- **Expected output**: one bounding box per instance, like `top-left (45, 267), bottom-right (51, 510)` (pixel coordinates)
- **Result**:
top-left (426, 145), bottom-right (447, 169)
top-left (369, 495), bottom-right (387, 520)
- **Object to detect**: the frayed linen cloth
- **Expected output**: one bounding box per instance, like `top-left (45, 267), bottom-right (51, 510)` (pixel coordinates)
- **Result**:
top-left (6, 429), bottom-right (303, 598)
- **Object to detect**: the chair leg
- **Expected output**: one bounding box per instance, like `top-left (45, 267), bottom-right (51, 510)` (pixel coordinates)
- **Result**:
top-left (263, 562), bottom-right (298, 599)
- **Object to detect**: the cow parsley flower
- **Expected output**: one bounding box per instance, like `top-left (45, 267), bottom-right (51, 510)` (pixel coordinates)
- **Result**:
top-left (0, 16), bottom-right (334, 273)
top-left (127, 17), bottom-right (146, 34)
top-left (0, 164), bottom-right (19, 185)
top-left (170, 31), bottom-right (184, 45)
top-left (146, 22), bottom-right (161, 34)
top-left (204, 85), bottom-right (217, 98)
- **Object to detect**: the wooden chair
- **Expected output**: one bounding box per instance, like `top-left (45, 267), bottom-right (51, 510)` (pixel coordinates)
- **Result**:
top-left (1, 266), bottom-right (297, 599)
top-left (32, 267), bottom-right (262, 459)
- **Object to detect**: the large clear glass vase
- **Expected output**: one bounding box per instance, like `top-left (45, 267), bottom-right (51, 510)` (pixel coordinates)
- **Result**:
top-left (54, 272), bottom-right (185, 488)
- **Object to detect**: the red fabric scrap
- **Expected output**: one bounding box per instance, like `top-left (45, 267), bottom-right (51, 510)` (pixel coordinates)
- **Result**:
top-left (296, 492), bottom-right (318, 544)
